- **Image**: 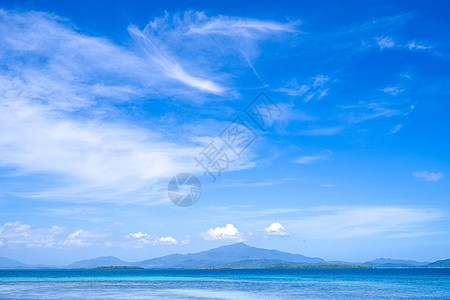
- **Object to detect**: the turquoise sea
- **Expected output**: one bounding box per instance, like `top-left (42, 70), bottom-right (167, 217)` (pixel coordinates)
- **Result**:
top-left (0, 268), bottom-right (449, 299)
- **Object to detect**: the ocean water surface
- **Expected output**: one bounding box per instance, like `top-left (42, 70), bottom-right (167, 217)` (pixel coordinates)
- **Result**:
top-left (0, 268), bottom-right (449, 299)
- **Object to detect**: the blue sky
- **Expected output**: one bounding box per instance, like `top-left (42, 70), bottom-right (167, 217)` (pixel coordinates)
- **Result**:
top-left (0, 0), bottom-right (449, 265)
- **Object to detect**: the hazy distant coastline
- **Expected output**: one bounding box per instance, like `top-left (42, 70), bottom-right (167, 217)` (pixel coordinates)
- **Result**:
top-left (1, 243), bottom-right (449, 270)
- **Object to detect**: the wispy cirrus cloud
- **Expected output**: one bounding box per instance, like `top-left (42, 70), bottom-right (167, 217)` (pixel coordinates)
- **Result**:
top-left (201, 206), bottom-right (301, 221)
top-left (390, 124), bottom-right (403, 134)
top-left (341, 101), bottom-right (414, 123)
top-left (275, 75), bottom-right (330, 102)
top-left (383, 86), bottom-right (404, 96)
top-left (128, 11), bottom-right (298, 95)
top-left (297, 126), bottom-right (343, 136)
top-left (0, 9), bottom-right (205, 203)
top-left (406, 41), bottom-right (432, 50)
top-left (128, 23), bottom-right (225, 95)
top-left (0, 10), bottom-right (296, 203)
top-left (295, 150), bottom-right (332, 164)
top-left (324, 12), bottom-right (435, 56)
top-left (375, 37), bottom-right (432, 52)
top-left (0, 98), bottom-right (199, 203)
top-left (376, 36), bottom-right (395, 49)
top-left (215, 177), bottom-right (297, 188)
top-left (413, 171), bottom-right (444, 182)
top-left (285, 206), bottom-right (443, 239)
top-left (186, 14), bottom-right (298, 36)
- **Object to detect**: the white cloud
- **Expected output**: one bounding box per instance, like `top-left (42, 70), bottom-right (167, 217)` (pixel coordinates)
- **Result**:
top-left (0, 11), bottom-right (242, 204)
top-left (186, 14), bottom-right (297, 37)
top-left (406, 41), bottom-right (431, 50)
top-left (375, 38), bottom-right (431, 52)
top-left (276, 75), bottom-right (330, 102)
top-left (43, 206), bottom-right (100, 222)
top-left (125, 232), bottom-right (152, 248)
top-left (390, 124), bottom-right (403, 134)
top-left (216, 177), bottom-right (296, 188)
top-left (0, 221), bottom-right (106, 249)
top-left (201, 206), bottom-right (300, 220)
top-left (0, 98), bottom-right (198, 202)
top-left (383, 86), bottom-right (404, 96)
top-left (127, 12), bottom-right (297, 94)
top-left (0, 10), bottom-right (297, 203)
top-left (320, 183), bottom-right (338, 188)
top-left (342, 102), bottom-right (413, 123)
top-left (412, 171), bottom-right (444, 182)
top-left (376, 37), bottom-right (395, 49)
top-left (297, 127), bottom-right (343, 136)
top-left (0, 10), bottom-right (206, 203)
top-left (295, 150), bottom-right (332, 164)
top-left (180, 238), bottom-right (191, 245)
top-left (285, 206), bottom-right (443, 239)
top-left (126, 232), bottom-right (185, 247)
top-left (201, 224), bottom-right (244, 241)
top-left (129, 232), bottom-right (150, 239)
top-left (128, 24), bottom-right (225, 95)
top-left (264, 222), bottom-right (289, 236)
top-left (0, 221), bottom-right (62, 248)
top-left (0, 222), bottom-right (189, 249)
top-left (154, 236), bottom-right (178, 245)
top-left (62, 229), bottom-right (108, 247)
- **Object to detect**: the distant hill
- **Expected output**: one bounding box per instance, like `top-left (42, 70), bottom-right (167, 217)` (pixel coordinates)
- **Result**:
top-left (427, 259), bottom-right (450, 267)
top-left (363, 258), bottom-right (429, 267)
top-left (0, 256), bottom-right (30, 269)
top-left (66, 256), bottom-right (131, 269)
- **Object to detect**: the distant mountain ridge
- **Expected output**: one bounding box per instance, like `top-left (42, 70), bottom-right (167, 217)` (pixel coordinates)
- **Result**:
top-left (0, 257), bottom-right (30, 268)
top-left (132, 242), bottom-right (325, 268)
top-left (0, 243), bottom-right (447, 269)
top-left (0, 257), bottom-right (56, 269)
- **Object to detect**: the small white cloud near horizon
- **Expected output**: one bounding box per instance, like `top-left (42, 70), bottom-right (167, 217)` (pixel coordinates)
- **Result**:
top-left (125, 232), bottom-right (152, 248)
top-left (201, 224), bottom-right (245, 241)
top-left (180, 235), bottom-right (191, 245)
top-left (0, 221), bottom-right (107, 249)
top-left (63, 229), bottom-right (108, 248)
top-left (295, 150), bottom-right (332, 164)
top-left (154, 236), bottom-right (178, 245)
top-left (0, 222), bottom-right (192, 249)
top-left (412, 171), bottom-right (444, 182)
top-left (264, 222), bottom-right (289, 236)
top-left (129, 232), bottom-right (150, 239)
top-left (127, 232), bottom-right (182, 247)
